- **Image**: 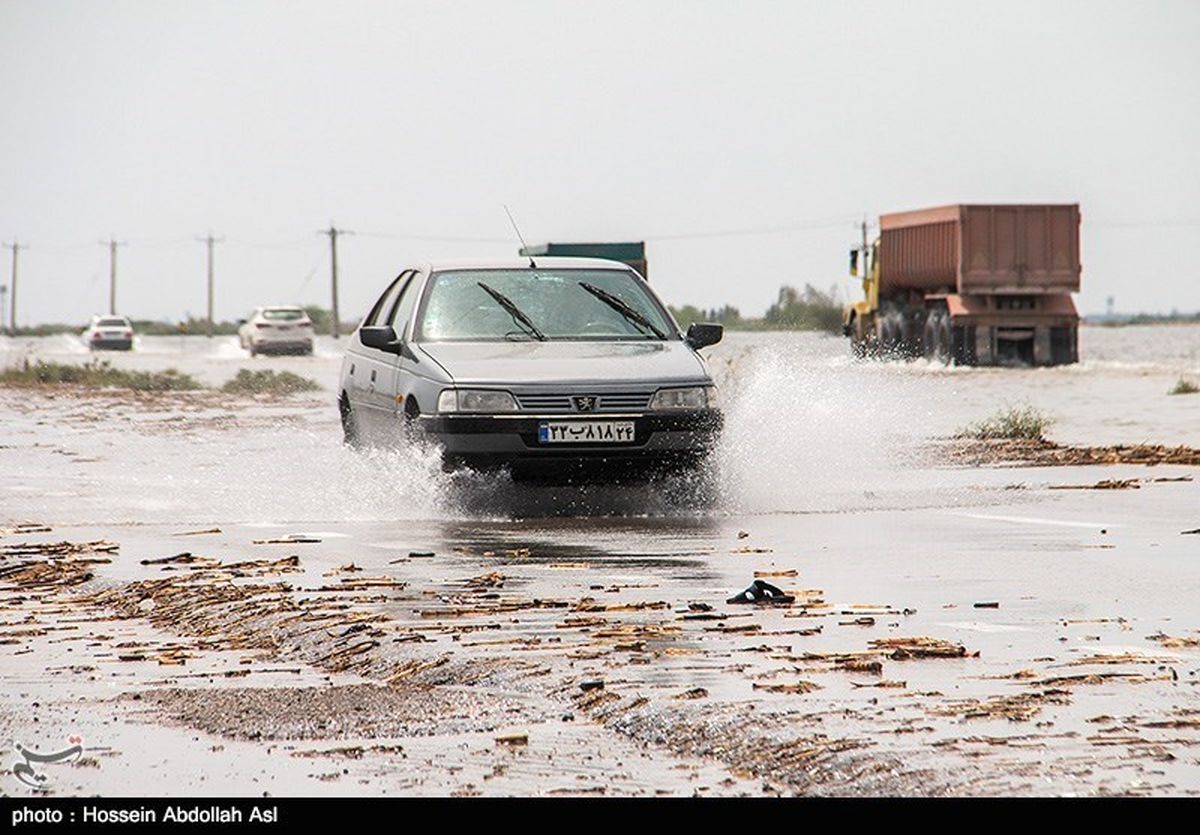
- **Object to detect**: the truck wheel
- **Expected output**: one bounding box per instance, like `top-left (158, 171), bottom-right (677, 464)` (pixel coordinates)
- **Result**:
top-left (935, 317), bottom-right (952, 365)
top-left (877, 316), bottom-right (895, 355)
top-left (885, 312), bottom-right (907, 356)
top-left (922, 314), bottom-right (939, 360)
top-left (899, 315), bottom-right (919, 357)
top-left (852, 316), bottom-right (872, 357)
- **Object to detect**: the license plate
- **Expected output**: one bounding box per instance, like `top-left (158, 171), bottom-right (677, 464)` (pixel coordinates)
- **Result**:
top-left (538, 421), bottom-right (635, 444)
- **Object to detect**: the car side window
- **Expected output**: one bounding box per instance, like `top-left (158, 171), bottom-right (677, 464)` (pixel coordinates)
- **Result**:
top-left (364, 272), bottom-right (410, 327)
top-left (387, 272), bottom-right (424, 341)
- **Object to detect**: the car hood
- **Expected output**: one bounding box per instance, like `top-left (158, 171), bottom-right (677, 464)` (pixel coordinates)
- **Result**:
top-left (417, 340), bottom-right (710, 387)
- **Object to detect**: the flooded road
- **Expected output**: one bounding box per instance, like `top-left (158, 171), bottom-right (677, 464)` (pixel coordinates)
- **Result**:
top-left (1, 326), bottom-right (1198, 796)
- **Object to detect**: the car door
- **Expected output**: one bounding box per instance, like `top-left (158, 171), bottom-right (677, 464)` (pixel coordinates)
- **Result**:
top-left (381, 269), bottom-right (429, 423)
top-left (344, 273), bottom-right (409, 435)
top-left (355, 271), bottom-right (416, 438)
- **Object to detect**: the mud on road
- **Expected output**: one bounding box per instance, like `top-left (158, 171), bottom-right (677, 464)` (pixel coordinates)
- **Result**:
top-left (3, 478), bottom-right (1199, 795)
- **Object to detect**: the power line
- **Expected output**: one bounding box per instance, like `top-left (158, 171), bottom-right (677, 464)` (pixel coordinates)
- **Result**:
top-left (1087, 220), bottom-right (1200, 229)
top-left (225, 235), bottom-right (320, 249)
top-left (356, 217), bottom-right (858, 244)
top-left (643, 216), bottom-right (857, 242)
top-left (356, 231), bottom-right (511, 244)
top-left (123, 236), bottom-right (193, 249)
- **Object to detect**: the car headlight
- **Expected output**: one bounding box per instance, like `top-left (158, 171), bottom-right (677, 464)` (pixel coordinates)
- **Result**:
top-left (436, 389), bottom-right (517, 413)
top-left (649, 386), bottom-right (714, 410)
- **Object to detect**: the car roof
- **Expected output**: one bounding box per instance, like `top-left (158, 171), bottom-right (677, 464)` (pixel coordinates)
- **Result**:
top-left (419, 256), bottom-right (637, 273)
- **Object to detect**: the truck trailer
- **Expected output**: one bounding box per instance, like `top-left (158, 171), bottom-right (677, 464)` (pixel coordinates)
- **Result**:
top-left (843, 204), bottom-right (1081, 366)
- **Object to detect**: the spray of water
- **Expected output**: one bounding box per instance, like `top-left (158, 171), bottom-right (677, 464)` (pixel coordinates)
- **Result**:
top-left (708, 337), bottom-right (944, 515)
top-left (6, 333), bottom-right (979, 526)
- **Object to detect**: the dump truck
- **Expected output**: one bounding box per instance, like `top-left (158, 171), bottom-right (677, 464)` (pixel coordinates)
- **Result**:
top-left (843, 204), bottom-right (1081, 365)
top-left (519, 242), bottom-right (648, 281)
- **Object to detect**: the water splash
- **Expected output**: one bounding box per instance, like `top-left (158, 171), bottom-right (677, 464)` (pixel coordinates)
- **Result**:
top-left (4, 333), bottom-right (974, 526)
top-left (708, 337), bottom-right (944, 515)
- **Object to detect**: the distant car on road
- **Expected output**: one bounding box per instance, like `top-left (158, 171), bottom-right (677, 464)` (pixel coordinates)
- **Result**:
top-left (82, 315), bottom-right (134, 351)
top-left (337, 258), bottom-right (724, 481)
top-left (238, 306), bottom-right (315, 356)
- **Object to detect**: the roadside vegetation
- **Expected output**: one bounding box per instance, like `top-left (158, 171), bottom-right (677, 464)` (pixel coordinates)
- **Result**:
top-left (670, 284), bottom-right (843, 335)
top-left (1087, 311), bottom-right (1200, 327)
top-left (0, 359), bottom-right (321, 396)
top-left (221, 369), bottom-right (321, 395)
top-left (0, 359), bottom-right (201, 391)
top-left (1169, 377), bottom-right (1199, 395)
top-left (958, 406), bottom-right (1054, 442)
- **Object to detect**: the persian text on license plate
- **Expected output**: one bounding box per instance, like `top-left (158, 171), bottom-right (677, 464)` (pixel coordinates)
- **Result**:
top-left (538, 421), bottom-right (635, 444)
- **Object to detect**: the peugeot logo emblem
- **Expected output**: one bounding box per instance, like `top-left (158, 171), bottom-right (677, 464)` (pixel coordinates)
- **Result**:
top-left (572, 395), bottom-right (598, 413)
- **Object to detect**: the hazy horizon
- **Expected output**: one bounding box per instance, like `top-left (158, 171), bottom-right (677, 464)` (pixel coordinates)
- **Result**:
top-left (2, 0), bottom-right (1198, 326)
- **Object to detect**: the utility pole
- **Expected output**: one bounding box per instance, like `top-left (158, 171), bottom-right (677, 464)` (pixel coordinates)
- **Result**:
top-left (319, 224), bottom-right (352, 338)
top-left (3, 240), bottom-right (24, 335)
top-left (197, 232), bottom-right (224, 337)
top-left (101, 238), bottom-right (126, 315)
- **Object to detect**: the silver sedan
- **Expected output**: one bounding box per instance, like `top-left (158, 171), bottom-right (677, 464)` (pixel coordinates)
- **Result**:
top-left (337, 257), bottom-right (723, 481)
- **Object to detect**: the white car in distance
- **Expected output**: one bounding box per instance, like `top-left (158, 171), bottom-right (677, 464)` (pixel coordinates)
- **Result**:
top-left (82, 315), bottom-right (134, 351)
top-left (238, 306), bottom-right (315, 356)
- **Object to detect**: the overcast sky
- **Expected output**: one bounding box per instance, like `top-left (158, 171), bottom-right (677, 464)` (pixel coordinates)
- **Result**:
top-left (1, 0), bottom-right (1197, 325)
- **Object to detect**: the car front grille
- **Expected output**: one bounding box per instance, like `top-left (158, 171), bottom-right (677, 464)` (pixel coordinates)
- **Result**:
top-left (514, 392), bottom-right (653, 413)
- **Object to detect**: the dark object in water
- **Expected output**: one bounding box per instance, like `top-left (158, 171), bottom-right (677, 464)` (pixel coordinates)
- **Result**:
top-left (727, 580), bottom-right (795, 605)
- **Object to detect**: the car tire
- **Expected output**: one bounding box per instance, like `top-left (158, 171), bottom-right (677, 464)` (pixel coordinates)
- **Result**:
top-left (339, 395), bottom-right (360, 448)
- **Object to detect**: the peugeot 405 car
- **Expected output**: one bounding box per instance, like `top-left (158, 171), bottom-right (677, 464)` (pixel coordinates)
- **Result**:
top-left (337, 258), bottom-right (723, 480)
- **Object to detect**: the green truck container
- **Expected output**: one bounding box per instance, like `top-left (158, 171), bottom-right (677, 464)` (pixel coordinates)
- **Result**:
top-left (519, 242), bottom-right (648, 281)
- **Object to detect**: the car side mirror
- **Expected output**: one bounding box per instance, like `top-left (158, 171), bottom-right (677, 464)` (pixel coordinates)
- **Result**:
top-left (359, 324), bottom-right (402, 353)
top-left (685, 322), bottom-right (723, 350)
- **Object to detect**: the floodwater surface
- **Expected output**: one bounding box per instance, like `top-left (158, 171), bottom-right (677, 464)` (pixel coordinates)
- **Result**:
top-left (1, 326), bottom-right (1197, 796)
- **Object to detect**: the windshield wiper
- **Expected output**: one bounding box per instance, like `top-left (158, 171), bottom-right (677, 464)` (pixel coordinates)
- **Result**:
top-left (578, 282), bottom-right (666, 339)
top-left (477, 282), bottom-right (546, 341)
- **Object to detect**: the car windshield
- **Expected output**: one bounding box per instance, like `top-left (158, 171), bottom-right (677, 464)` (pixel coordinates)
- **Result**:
top-left (98, 317), bottom-right (128, 327)
top-left (416, 269), bottom-right (675, 342)
top-left (262, 309), bottom-right (305, 321)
